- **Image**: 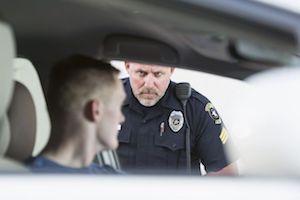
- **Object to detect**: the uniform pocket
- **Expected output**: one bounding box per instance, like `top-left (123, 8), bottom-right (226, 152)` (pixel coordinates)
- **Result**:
top-left (152, 124), bottom-right (186, 170)
top-left (154, 125), bottom-right (185, 151)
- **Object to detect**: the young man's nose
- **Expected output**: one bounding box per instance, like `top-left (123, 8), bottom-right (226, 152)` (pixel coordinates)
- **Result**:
top-left (120, 112), bottom-right (125, 123)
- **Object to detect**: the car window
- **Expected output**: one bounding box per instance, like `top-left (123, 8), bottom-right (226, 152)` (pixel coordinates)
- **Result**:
top-left (1, 0), bottom-right (300, 198)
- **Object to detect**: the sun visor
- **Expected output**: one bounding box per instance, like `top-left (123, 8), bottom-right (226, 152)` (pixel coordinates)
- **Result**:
top-left (102, 35), bottom-right (179, 65)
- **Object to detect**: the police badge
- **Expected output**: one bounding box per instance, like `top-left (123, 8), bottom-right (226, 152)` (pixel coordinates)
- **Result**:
top-left (168, 110), bottom-right (184, 133)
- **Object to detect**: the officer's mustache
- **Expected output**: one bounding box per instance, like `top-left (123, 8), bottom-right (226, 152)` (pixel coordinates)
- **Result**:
top-left (139, 88), bottom-right (158, 95)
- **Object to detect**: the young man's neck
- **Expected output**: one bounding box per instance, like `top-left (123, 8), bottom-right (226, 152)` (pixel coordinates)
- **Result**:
top-left (42, 132), bottom-right (98, 168)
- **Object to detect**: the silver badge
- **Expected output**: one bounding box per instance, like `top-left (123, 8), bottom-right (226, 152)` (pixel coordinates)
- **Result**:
top-left (168, 110), bottom-right (184, 133)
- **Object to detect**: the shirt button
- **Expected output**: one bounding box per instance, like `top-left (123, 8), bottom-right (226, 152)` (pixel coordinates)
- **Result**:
top-left (172, 143), bottom-right (177, 148)
top-left (142, 119), bottom-right (147, 123)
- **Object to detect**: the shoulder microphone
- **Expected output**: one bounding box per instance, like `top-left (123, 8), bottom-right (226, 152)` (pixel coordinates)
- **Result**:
top-left (175, 82), bottom-right (191, 106)
top-left (175, 82), bottom-right (192, 174)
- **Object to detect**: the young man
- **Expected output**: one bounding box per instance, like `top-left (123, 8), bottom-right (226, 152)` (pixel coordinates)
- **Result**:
top-left (117, 62), bottom-right (238, 175)
top-left (26, 55), bottom-right (126, 174)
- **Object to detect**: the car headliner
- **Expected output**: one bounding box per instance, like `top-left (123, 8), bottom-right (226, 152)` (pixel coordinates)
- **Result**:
top-left (1, 0), bottom-right (300, 87)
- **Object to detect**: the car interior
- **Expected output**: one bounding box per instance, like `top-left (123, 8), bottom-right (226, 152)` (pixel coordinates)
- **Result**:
top-left (0, 0), bottom-right (300, 198)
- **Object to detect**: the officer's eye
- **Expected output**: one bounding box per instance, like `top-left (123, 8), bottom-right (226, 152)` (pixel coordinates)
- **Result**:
top-left (154, 72), bottom-right (163, 78)
top-left (136, 71), bottom-right (147, 77)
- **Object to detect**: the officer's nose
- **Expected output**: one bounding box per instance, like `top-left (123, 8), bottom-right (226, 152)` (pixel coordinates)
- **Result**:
top-left (144, 74), bottom-right (155, 88)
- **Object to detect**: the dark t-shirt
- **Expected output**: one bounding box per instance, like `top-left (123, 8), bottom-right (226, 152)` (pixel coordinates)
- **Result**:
top-left (26, 156), bottom-right (120, 174)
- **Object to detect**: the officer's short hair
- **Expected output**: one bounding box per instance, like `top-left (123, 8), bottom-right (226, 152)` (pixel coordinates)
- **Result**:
top-left (47, 54), bottom-right (119, 116)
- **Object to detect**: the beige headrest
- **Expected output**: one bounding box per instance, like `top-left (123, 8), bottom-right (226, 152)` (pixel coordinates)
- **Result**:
top-left (11, 58), bottom-right (51, 157)
top-left (0, 21), bottom-right (15, 156)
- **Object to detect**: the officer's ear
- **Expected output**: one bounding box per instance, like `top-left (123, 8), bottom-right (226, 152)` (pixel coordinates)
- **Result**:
top-left (85, 99), bottom-right (104, 122)
top-left (170, 67), bottom-right (175, 74)
top-left (125, 61), bottom-right (130, 73)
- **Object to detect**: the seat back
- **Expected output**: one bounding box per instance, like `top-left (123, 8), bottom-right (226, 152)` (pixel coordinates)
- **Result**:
top-left (0, 20), bottom-right (15, 156)
top-left (0, 18), bottom-right (28, 172)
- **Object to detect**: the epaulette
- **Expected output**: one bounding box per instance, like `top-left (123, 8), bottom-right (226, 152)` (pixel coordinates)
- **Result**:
top-left (189, 88), bottom-right (210, 106)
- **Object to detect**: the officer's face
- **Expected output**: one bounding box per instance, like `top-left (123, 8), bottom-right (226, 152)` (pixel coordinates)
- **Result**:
top-left (126, 62), bottom-right (174, 107)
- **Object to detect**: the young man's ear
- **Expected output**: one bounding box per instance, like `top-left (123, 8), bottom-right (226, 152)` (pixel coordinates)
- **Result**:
top-left (85, 99), bottom-right (103, 122)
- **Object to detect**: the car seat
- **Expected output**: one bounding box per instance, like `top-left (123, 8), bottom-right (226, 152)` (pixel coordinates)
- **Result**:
top-left (0, 20), bottom-right (15, 157)
top-left (0, 17), bottom-right (50, 171)
top-left (0, 18), bottom-right (29, 171)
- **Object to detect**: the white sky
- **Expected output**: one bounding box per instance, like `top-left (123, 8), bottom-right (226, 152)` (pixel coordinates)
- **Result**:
top-left (254, 0), bottom-right (300, 13)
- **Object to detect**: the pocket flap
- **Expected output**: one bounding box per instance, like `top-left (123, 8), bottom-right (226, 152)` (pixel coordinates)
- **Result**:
top-left (154, 128), bottom-right (185, 151)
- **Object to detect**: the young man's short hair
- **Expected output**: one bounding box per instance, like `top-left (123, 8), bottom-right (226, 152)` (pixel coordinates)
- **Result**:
top-left (47, 55), bottom-right (119, 116)
top-left (45, 54), bottom-right (120, 151)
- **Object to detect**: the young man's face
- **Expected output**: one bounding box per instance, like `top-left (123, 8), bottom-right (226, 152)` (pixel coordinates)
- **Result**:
top-left (97, 80), bottom-right (126, 150)
top-left (125, 62), bottom-right (174, 107)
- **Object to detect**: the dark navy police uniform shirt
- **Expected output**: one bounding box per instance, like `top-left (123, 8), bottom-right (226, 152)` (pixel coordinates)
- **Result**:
top-left (117, 78), bottom-right (234, 174)
top-left (26, 156), bottom-right (120, 174)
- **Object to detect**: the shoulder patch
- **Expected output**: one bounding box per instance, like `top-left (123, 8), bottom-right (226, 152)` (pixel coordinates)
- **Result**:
top-left (205, 102), bottom-right (222, 125)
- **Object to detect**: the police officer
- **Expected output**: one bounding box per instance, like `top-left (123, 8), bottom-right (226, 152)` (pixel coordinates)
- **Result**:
top-left (117, 62), bottom-right (238, 175)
